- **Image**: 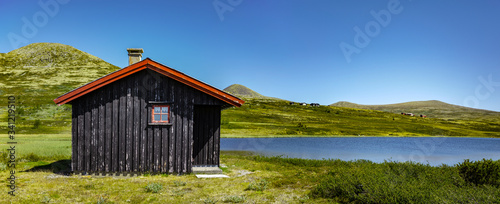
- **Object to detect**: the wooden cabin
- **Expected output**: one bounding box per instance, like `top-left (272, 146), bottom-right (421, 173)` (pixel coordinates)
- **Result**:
top-left (54, 49), bottom-right (244, 174)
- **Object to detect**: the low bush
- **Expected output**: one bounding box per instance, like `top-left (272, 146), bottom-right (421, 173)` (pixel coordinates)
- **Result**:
top-left (310, 160), bottom-right (499, 203)
top-left (173, 180), bottom-right (187, 187)
top-left (223, 195), bottom-right (245, 203)
top-left (457, 159), bottom-right (500, 186)
top-left (144, 183), bottom-right (163, 193)
top-left (246, 179), bottom-right (269, 191)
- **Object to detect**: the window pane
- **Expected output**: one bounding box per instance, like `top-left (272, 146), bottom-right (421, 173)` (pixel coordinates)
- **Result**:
top-left (161, 107), bottom-right (169, 113)
top-left (154, 107), bottom-right (160, 113)
top-left (162, 114), bottom-right (169, 122)
top-left (154, 115), bottom-right (161, 121)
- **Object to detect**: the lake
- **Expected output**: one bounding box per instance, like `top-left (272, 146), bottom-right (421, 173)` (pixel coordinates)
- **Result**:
top-left (220, 137), bottom-right (500, 166)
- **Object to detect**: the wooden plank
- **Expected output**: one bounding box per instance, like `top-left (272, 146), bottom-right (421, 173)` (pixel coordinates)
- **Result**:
top-left (91, 96), bottom-right (95, 172)
top-left (140, 93), bottom-right (147, 172)
top-left (169, 78), bottom-right (175, 173)
top-left (133, 80), bottom-right (140, 173)
top-left (126, 86), bottom-right (132, 172)
top-left (215, 106), bottom-right (221, 166)
top-left (71, 104), bottom-right (78, 172)
top-left (154, 127), bottom-right (161, 173)
top-left (139, 70), bottom-right (147, 172)
top-left (193, 106), bottom-right (198, 165)
top-left (162, 127), bottom-right (168, 173)
top-left (182, 89), bottom-right (189, 173)
top-left (147, 126), bottom-right (153, 172)
top-left (175, 82), bottom-right (182, 173)
top-left (161, 77), bottom-right (169, 173)
top-left (77, 102), bottom-right (84, 172)
top-left (209, 106), bottom-right (214, 164)
top-left (105, 88), bottom-right (112, 172)
top-left (84, 98), bottom-right (91, 173)
top-left (98, 90), bottom-right (105, 172)
top-left (187, 104), bottom-right (193, 173)
top-left (153, 73), bottom-right (163, 173)
top-left (112, 84), bottom-right (119, 172)
top-left (119, 82), bottom-right (126, 172)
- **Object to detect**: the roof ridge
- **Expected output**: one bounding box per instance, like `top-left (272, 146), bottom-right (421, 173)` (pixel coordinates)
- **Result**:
top-left (54, 58), bottom-right (244, 107)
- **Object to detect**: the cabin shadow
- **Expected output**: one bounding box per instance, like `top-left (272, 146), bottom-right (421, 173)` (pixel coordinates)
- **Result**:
top-left (24, 160), bottom-right (72, 175)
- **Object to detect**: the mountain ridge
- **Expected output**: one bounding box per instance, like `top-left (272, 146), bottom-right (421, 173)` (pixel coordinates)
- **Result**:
top-left (330, 100), bottom-right (500, 119)
top-left (223, 84), bottom-right (280, 100)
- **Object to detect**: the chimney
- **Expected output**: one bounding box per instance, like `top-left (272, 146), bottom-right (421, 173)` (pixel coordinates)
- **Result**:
top-left (127, 48), bottom-right (144, 65)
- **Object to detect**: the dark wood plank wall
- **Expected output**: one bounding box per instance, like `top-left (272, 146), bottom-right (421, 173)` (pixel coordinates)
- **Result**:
top-left (71, 70), bottom-right (224, 174)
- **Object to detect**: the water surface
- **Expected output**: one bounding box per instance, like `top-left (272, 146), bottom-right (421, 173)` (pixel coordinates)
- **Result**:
top-left (220, 137), bottom-right (500, 166)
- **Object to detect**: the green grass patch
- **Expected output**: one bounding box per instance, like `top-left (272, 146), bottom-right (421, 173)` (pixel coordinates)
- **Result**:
top-left (0, 150), bottom-right (498, 203)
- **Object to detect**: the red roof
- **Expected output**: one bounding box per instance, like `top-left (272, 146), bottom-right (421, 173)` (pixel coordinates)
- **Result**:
top-left (54, 58), bottom-right (244, 107)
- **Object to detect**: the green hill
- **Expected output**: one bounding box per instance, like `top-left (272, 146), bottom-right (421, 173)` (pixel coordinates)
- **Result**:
top-left (223, 84), bottom-right (281, 100)
top-left (330, 100), bottom-right (500, 120)
top-left (0, 43), bottom-right (120, 134)
top-left (222, 98), bottom-right (500, 137)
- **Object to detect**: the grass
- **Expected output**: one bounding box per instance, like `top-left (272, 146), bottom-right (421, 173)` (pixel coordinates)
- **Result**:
top-left (0, 134), bottom-right (71, 159)
top-left (0, 148), bottom-right (498, 203)
top-left (0, 42), bottom-right (119, 135)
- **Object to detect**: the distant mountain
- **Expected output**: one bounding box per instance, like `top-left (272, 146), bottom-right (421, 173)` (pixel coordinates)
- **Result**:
top-left (0, 42), bottom-right (120, 105)
top-left (0, 43), bottom-right (121, 133)
top-left (330, 100), bottom-right (500, 120)
top-left (223, 84), bottom-right (274, 99)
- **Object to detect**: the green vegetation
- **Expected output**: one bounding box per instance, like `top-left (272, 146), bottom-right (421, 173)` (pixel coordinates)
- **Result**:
top-left (223, 84), bottom-right (267, 99)
top-left (144, 183), bottom-right (163, 193)
top-left (457, 159), bottom-right (500, 186)
top-left (222, 98), bottom-right (500, 137)
top-left (0, 43), bottom-right (119, 134)
top-left (0, 139), bottom-right (498, 203)
top-left (245, 179), bottom-right (270, 191)
top-left (331, 100), bottom-right (500, 120)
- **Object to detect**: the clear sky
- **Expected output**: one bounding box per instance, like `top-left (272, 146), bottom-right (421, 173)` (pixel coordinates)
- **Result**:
top-left (1, 0), bottom-right (499, 111)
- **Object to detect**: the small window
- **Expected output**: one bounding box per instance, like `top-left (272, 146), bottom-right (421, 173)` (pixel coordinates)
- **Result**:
top-left (152, 105), bottom-right (170, 123)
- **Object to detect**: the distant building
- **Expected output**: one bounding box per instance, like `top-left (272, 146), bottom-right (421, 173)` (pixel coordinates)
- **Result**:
top-left (289, 102), bottom-right (295, 105)
top-left (310, 103), bottom-right (320, 107)
top-left (299, 102), bottom-right (307, 106)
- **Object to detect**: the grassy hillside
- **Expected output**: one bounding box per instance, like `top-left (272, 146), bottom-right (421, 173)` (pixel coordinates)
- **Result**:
top-left (331, 100), bottom-right (500, 120)
top-left (223, 84), bottom-right (265, 98)
top-left (0, 43), bottom-right (120, 134)
top-left (223, 84), bottom-right (284, 101)
top-left (222, 98), bottom-right (500, 137)
top-left (1, 43), bottom-right (498, 137)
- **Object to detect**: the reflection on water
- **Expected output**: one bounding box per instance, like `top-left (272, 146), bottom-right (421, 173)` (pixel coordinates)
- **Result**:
top-left (221, 137), bottom-right (500, 166)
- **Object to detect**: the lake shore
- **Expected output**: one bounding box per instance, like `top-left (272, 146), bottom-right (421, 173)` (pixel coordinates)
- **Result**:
top-left (221, 134), bottom-right (497, 138)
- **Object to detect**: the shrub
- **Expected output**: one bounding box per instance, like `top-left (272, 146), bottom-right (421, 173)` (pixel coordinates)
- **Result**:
top-left (33, 119), bottom-right (41, 129)
top-left (246, 179), bottom-right (269, 191)
top-left (22, 153), bottom-right (42, 162)
top-left (144, 183), bottom-right (163, 193)
top-left (96, 195), bottom-right (110, 204)
top-left (0, 151), bottom-right (9, 164)
top-left (457, 159), bottom-right (500, 186)
top-left (173, 180), bottom-right (186, 187)
top-left (203, 197), bottom-right (217, 204)
top-left (223, 195), bottom-right (245, 203)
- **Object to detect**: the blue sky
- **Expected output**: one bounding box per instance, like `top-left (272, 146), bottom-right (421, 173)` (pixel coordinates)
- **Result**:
top-left (1, 0), bottom-right (500, 111)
